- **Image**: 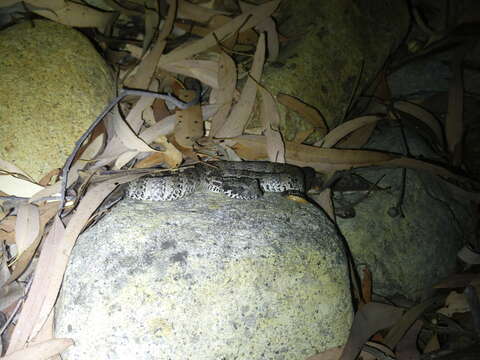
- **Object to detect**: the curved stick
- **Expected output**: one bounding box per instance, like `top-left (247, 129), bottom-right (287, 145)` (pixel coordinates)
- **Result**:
top-left (58, 89), bottom-right (200, 213)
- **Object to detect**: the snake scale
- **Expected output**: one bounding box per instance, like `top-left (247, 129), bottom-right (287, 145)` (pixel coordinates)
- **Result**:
top-left (126, 161), bottom-right (306, 201)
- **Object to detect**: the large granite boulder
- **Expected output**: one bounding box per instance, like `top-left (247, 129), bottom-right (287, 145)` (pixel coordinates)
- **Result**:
top-left (336, 123), bottom-right (475, 299)
top-left (55, 191), bottom-right (353, 359)
top-left (0, 20), bottom-right (114, 180)
top-left (257, 0), bottom-right (410, 141)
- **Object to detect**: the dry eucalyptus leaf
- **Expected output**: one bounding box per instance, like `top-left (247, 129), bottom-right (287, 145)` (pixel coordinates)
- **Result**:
top-left (109, 113), bottom-right (179, 170)
top-left (177, 0), bottom-right (229, 23)
top-left (38, 169), bottom-right (61, 187)
top-left (320, 115), bottom-right (382, 148)
top-left (335, 122), bottom-right (376, 149)
top-left (123, 38), bottom-right (167, 89)
top-left (339, 302), bottom-right (404, 360)
top-left (457, 246), bottom-right (480, 265)
top-left (33, 1), bottom-right (115, 30)
top-left (124, 43), bottom-right (143, 59)
top-left (15, 203), bottom-right (40, 255)
top-left (0, 216), bottom-right (15, 234)
top-left (79, 130), bottom-right (106, 161)
top-left (3, 338), bottom-right (73, 360)
top-left (360, 267), bottom-right (373, 304)
top-left (95, 111), bottom-right (129, 167)
top-left (160, 60), bottom-right (219, 88)
top-left (437, 291), bottom-right (470, 317)
top-left (29, 172), bottom-right (70, 204)
top-left (96, 88), bottom-right (159, 170)
top-left (174, 14), bottom-right (257, 45)
top-left (6, 202), bottom-right (58, 285)
top-left (30, 311), bottom-right (57, 352)
top-left (143, 0), bottom-right (160, 55)
top-left (0, 255), bottom-right (24, 310)
top-left (383, 297), bottom-right (440, 349)
top-left (227, 135), bottom-right (394, 172)
top-left (142, 105), bottom-right (156, 127)
top-left (125, 80), bottom-right (159, 132)
top-left (395, 320), bottom-right (422, 360)
top-left (200, 104), bottom-right (221, 122)
top-left (158, 0), bottom-right (280, 65)
top-left (393, 101), bottom-right (444, 147)
top-left (0, 227), bottom-right (15, 244)
top-left (0, 159), bottom-right (32, 179)
top-left (30, 111), bottom-right (114, 203)
top-left (113, 113), bottom-right (158, 153)
top-left (101, 0), bottom-right (142, 15)
top-left (7, 178), bottom-right (121, 352)
top-left (258, 86), bottom-right (285, 163)
top-left (114, 150), bottom-right (140, 169)
top-left (6, 216), bottom-right (66, 354)
top-left (293, 128), bottom-right (315, 144)
top-left (255, 17), bottom-right (278, 61)
top-left (360, 342), bottom-right (396, 360)
top-left (140, 114), bottom-right (177, 141)
top-left (174, 90), bottom-right (204, 148)
top-left (215, 32), bottom-right (266, 138)
top-left (123, 0), bottom-right (176, 88)
top-left (134, 138), bottom-right (182, 168)
top-left (207, 15), bottom-right (259, 45)
top-left (423, 333), bottom-right (440, 353)
top-left (209, 52), bottom-right (236, 137)
top-left (0, 174), bottom-right (43, 198)
top-left (239, 0), bottom-right (279, 61)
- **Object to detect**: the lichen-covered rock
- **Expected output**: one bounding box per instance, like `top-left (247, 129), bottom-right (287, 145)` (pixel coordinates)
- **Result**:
top-left (254, 0), bottom-right (410, 142)
top-left (55, 191), bottom-right (353, 360)
top-left (0, 20), bottom-right (114, 180)
top-left (336, 124), bottom-right (475, 299)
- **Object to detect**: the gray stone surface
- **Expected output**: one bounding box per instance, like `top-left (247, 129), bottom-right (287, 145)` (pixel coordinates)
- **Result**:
top-left (388, 50), bottom-right (480, 102)
top-left (336, 124), bottom-right (475, 299)
top-left (388, 58), bottom-right (450, 100)
top-left (55, 191), bottom-right (353, 360)
top-left (0, 20), bottom-right (114, 180)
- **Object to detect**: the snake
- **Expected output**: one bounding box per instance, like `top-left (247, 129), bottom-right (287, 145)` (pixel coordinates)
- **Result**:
top-left (125, 161), bottom-right (306, 201)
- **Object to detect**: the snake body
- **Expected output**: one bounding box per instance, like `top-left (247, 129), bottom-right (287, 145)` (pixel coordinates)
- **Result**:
top-left (126, 161), bottom-right (305, 201)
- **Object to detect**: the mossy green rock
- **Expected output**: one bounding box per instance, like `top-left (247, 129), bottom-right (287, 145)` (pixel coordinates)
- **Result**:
top-left (56, 192), bottom-right (353, 359)
top-left (0, 20), bottom-right (114, 180)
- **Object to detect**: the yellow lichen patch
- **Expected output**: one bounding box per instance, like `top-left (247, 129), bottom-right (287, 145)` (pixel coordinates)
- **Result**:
top-left (0, 20), bottom-right (114, 180)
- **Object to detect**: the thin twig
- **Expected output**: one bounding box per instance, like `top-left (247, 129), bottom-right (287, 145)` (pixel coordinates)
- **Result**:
top-left (58, 89), bottom-right (200, 214)
top-left (389, 108), bottom-right (411, 218)
top-left (342, 59), bottom-right (365, 122)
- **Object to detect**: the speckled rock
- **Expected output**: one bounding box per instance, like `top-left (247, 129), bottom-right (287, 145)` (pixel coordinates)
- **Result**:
top-left (0, 20), bottom-right (114, 180)
top-left (55, 191), bottom-right (353, 360)
top-left (335, 124), bottom-right (475, 299)
top-left (249, 0), bottom-right (410, 142)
